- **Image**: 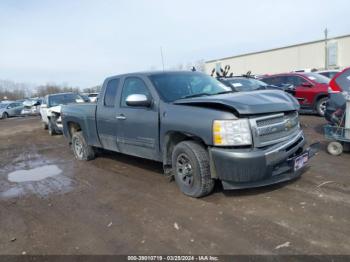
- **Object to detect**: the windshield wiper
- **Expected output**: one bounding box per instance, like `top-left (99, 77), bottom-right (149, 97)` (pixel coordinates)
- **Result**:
top-left (180, 93), bottom-right (212, 99)
top-left (214, 90), bottom-right (235, 95)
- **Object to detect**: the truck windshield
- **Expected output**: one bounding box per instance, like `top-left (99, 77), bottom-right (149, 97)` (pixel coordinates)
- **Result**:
top-left (48, 94), bottom-right (84, 107)
top-left (149, 73), bottom-right (231, 102)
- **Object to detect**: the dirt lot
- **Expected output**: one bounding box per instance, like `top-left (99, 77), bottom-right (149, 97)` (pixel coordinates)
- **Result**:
top-left (0, 115), bottom-right (349, 255)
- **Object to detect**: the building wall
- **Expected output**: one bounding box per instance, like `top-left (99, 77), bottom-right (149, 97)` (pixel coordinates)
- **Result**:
top-left (338, 36), bottom-right (350, 68)
top-left (205, 35), bottom-right (350, 75)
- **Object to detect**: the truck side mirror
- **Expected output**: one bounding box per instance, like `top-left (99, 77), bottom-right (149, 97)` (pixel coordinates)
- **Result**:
top-left (125, 94), bottom-right (151, 107)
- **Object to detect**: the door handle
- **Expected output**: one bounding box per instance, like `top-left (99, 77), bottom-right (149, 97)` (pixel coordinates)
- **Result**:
top-left (116, 114), bottom-right (126, 120)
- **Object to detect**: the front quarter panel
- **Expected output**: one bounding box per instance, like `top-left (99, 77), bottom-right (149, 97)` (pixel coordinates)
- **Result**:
top-left (160, 103), bottom-right (237, 146)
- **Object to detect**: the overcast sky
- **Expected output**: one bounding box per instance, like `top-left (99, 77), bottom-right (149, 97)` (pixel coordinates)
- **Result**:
top-left (0, 0), bottom-right (349, 88)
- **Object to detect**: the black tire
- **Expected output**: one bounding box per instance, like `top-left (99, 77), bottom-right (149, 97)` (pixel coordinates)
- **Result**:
top-left (2, 112), bottom-right (9, 119)
top-left (48, 119), bottom-right (56, 136)
top-left (42, 121), bottom-right (48, 130)
top-left (327, 141), bottom-right (343, 156)
top-left (71, 131), bottom-right (95, 161)
top-left (342, 142), bottom-right (350, 153)
top-left (316, 97), bottom-right (328, 117)
top-left (172, 141), bottom-right (215, 198)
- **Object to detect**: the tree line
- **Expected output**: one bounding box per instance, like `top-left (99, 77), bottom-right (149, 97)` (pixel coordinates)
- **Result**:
top-left (0, 79), bottom-right (101, 101)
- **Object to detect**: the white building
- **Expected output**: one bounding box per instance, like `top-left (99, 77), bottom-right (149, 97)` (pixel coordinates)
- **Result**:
top-left (205, 34), bottom-right (350, 75)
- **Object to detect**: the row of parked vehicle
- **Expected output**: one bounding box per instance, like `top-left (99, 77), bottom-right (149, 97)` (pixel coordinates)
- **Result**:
top-left (0, 93), bottom-right (99, 122)
top-left (211, 67), bottom-right (342, 117)
top-left (0, 98), bottom-right (43, 119)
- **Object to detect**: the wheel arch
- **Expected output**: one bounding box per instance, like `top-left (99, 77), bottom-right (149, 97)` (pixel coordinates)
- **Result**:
top-left (66, 121), bottom-right (83, 141)
top-left (313, 93), bottom-right (328, 108)
top-left (162, 131), bottom-right (207, 169)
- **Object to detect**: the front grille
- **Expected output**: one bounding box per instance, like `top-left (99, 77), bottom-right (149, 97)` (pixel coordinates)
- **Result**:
top-left (251, 111), bottom-right (300, 147)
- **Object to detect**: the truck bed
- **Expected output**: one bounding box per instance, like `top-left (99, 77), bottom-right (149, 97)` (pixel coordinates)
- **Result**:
top-left (62, 103), bottom-right (101, 147)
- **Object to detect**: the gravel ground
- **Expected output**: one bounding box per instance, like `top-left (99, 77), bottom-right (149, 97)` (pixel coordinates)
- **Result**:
top-left (0, 115), bottom-right (349, 255)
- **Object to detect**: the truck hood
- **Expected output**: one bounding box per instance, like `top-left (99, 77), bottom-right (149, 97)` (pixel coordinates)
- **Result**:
top-left (48, 105), bottom-right (61, 114)
top-left (173, 90), bottom-right (299, 115)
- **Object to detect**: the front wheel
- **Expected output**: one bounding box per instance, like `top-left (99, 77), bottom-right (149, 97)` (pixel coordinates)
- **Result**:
top-left (172, 141), bottom-right (215, 198)
top-left (71, 131), bottom-right (95, 161)
top-left (42, 121), bottom-right (48, 130)
top-left (316, 97), bottom-right (328, 117)
top-left (48, 119), bottom-right (56, 136)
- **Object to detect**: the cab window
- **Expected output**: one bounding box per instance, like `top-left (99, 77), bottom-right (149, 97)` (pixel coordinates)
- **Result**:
top-left (104, 78), bottom-right (120, 107)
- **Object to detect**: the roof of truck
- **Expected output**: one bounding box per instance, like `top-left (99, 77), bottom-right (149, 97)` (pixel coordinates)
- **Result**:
top-left (105, 70), bottom-right (202, 80)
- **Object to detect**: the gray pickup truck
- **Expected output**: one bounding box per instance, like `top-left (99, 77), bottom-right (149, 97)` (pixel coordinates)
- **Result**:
top-left (62, 71), bottom-right (317, 197)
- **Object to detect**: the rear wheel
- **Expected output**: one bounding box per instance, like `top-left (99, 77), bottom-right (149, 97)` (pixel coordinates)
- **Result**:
top-left (316, 97), bottom-right (328, 117)
top-left (71, 131), bottom-right (95, 161)
top-left (327, 141), bottom-right (343, 156)
top-left (2, 112), bottom-right (9, 119)
top-left (172, 141), bottom-right (215, 198)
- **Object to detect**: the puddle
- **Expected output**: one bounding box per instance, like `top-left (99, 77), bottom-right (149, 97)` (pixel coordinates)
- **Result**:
top-left (1, 152), bottom-right (76, 199)
top-left (8, 165), bottom-right (62, 182)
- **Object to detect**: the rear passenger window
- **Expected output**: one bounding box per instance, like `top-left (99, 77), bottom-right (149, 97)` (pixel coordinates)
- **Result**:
top-left (287, 76), bottom-right (305, 86)
top-left (104, 78), bottom-right (120, 107)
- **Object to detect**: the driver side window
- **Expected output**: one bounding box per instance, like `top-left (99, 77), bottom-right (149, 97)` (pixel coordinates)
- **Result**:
top-left (121, 77), bottom-right (151, 107)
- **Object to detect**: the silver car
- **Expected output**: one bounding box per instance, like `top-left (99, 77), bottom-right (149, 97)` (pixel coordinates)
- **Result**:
top-left (0, 102), bottom-right (24, 119)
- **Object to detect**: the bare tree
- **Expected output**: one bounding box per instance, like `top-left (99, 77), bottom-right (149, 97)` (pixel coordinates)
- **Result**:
top-left (34, 84), bottom-right (81, 97)
top-left (83, 85), bottom-right (102, 94)
top-left (0, 80), bottom-right (33, 100)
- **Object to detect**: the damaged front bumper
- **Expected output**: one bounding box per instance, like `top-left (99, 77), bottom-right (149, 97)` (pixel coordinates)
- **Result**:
top-left (209, 131), bottom-right (319, 190)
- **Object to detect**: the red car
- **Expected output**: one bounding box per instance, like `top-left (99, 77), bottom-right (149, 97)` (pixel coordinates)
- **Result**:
top-left (260, 72), bottom-right (330, 116)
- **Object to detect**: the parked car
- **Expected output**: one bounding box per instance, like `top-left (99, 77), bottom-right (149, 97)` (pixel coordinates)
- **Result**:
top-left (317, 70), bottom-right (340, 79)
top-left (21, 98), bottom-right (42, 116)
top-left (0, 102), bottom-right (24, 119)
top-left (61, 71), bottom-right (317, 198)
top-left (87, 93), bottom-right (99, 102)
top-left (40, 93), bottom-right (85, 135)
top-left (260, 72), bottom-right (330, 116)
top-left (325, 67), bottom-right (350, 125)
top-left (218, 76), bottom-right (281, 92)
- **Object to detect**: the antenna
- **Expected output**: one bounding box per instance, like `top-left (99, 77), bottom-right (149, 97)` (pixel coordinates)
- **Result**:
top-left (324, 28), bottom-right (328, 70)
top-left (160, 46), bottom-right (165, 71)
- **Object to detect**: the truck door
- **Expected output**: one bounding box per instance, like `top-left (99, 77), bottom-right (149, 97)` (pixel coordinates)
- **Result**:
top-left (116, 76), bottom-right (159, 161)
top-left (96, 78), bottom-right (120, 151)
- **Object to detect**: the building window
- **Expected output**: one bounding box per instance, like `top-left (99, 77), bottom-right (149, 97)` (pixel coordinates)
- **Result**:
top-left (328, 42), bottom-right (338, 67)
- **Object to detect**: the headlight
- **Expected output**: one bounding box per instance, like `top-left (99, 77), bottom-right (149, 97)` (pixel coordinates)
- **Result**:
top-left (213, 119), bottom-right (252, 146)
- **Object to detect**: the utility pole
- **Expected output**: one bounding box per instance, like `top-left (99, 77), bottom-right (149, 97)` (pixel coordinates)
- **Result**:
top-left (324, 28), bottom-right (328, 70)
top-left (160, 46), bottom-right (165, 71)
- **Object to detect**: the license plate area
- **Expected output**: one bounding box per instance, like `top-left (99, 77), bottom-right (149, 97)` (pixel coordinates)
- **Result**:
top-left (293, 152), bottom-right (309, 171)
